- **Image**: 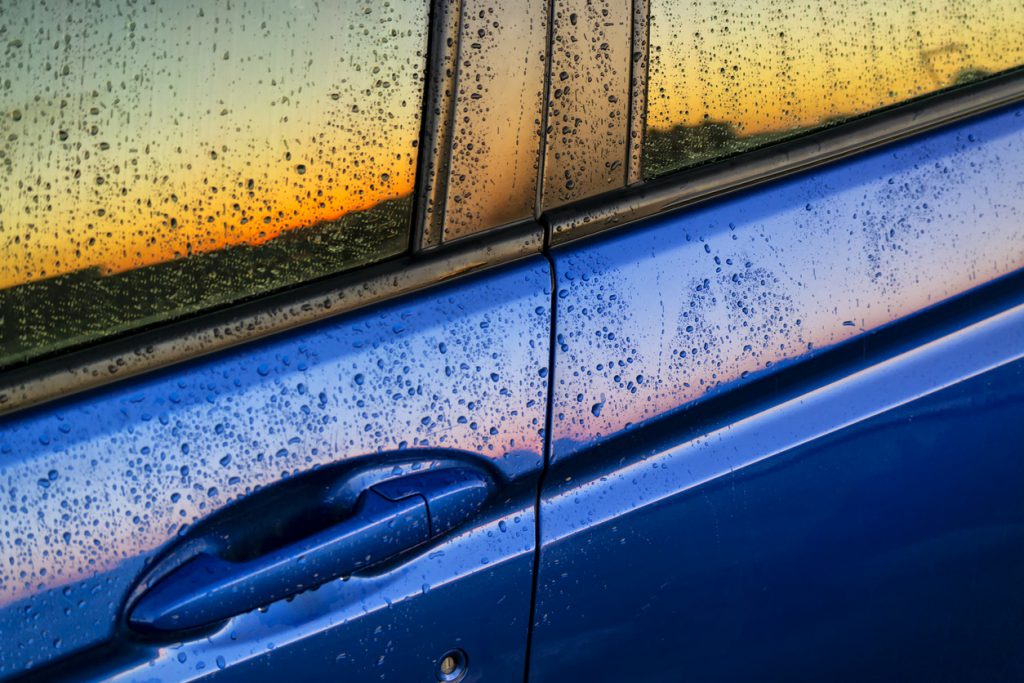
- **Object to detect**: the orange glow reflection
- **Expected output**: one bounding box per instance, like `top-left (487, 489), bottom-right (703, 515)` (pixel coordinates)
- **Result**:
top-left (647, 0), bottom-right (1024, 144)
top-left (1, 0), bottom-right (427, 289)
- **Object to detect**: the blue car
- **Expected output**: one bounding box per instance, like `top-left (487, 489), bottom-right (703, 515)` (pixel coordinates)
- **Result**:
top-left (2, 1), bottom-right (1023, 680)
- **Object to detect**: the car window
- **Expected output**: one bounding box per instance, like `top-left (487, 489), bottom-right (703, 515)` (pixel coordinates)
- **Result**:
top-left (643, 0), bottom-right (1024, 179)
top-left (0, 0), bottom-right (428, 369)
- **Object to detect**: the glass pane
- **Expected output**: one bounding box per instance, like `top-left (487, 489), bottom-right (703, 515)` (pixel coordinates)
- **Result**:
top-left (440, 0), bottom-right (548, 241)
top-left (644, 0), bottom-right (1024, 179)
top-left (1, 0), bottom-right (428, 368)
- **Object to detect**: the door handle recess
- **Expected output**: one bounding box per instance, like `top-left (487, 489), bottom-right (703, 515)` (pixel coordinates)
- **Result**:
top-left (128, 467), bottom-right (491, 634)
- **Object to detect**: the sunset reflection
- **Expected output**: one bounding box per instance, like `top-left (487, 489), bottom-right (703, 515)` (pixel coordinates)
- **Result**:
top-left (645, 0), bottom-right (1024, 177)
top-left (0, 0), bottom-right (428, 365)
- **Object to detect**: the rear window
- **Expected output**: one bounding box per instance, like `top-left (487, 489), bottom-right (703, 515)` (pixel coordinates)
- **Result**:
top-left (644, 0), bottom-right (1024, 179)
top-left (0, 0), bottom-right (428, 368)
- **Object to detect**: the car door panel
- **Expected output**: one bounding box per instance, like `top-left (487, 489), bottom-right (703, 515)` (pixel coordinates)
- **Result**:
top-left (2, 0), bottom-right (1023, 678)
top-left (531, 105), bottom-right (1024, 680)
top-left (95, 480), bottom-right (538, 683)
top-left (533, 322), bottom-right (1024, 681)
top-left (0, 258), bottom-right (550, 681)
top-left (548, 105), bottom-right (1024, 461)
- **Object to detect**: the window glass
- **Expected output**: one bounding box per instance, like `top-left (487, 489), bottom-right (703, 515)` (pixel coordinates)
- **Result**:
top-left (1, 0), bottom-right (427, 368)
top-left (644, 0), bottom-right (1024, 179)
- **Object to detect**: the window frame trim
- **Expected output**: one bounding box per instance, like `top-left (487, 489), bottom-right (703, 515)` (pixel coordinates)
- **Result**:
top-left (0, 219), bottom-right (543, 416)
top-left (4, 8), bottom-right (1022, 417)
top-left (626, 0), bottom-right (650, 187)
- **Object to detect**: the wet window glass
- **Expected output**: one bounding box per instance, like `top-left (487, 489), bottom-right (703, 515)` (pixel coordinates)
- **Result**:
top-left (644, 0), bottom-right (1024, 179)
top-left (1, 0), bottom-right (428, 368)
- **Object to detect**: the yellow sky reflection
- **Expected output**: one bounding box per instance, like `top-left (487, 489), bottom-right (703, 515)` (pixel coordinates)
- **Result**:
top-left (648, 0), bottom-right (1024, 135)
top-left (1, 0), bottom-right (427, 289)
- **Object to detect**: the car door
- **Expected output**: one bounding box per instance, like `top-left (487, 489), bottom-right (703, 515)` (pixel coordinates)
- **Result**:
top-left (528, 0), bottom-right (1024, 681)
top-left (0, 1), bottom-right (551, 681)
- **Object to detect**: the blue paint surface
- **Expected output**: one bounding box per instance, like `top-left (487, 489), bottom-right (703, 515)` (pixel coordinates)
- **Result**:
top-left (0, 258), bottom-right (550, 679)
top-left (3, 90), bottom-right (1024, 683)
top-left (550, 105), bottom-right (1024, 460)
top-left (531, 105), bottom-right (1024, 681)
top-left (532, 339), bottom-right (1024, 681)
